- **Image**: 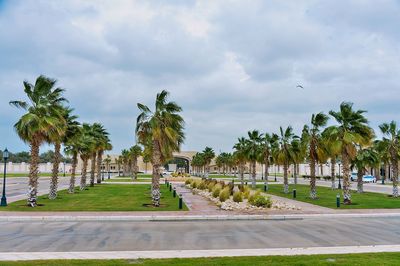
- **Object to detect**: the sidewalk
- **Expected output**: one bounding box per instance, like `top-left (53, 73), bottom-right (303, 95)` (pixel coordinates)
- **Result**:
top-left (2, 245), bottom-right (400, 261)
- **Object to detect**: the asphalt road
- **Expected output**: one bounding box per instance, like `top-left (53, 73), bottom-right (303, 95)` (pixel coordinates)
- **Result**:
top-left (1, 217), bottom-right (400, 252)
top-left (1, 176), bottom-right (81, 201)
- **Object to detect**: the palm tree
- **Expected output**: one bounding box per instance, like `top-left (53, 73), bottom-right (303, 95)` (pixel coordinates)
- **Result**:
top-left (64, 124), bottom-right (81, 194)
top-left (10, 75), bottom-right (67, 207)
top-left (130, 145), bottom-right (143, 180)
top-left (136, 90), bottom-right (185, 207)
top-left (96, 127), bottom-right (112, 184)
top-left (115, 156), bottom-right (123, 176)
top-left (104, 155), bottom-right (112, 179)
top-left (352, 147), bottom-right (379, 193)
top-left (259, 133), bottom-right (279, 190)
top-left (202, 147), bottom-right (215, 178)
top-left (78, 123), bottom-right (96, 190)
top-left (276, 126), bottom-right (297, 194)
top-left (47, 107), bottom-right (71, 200)
top-left (245, 130), bottom-right (262, 189)
top-left (215, 155), bottom-right (223, 174)
top-left (59, 108), bottom-right (80, 195)
top-left (321, 131), bottom-right (341, 190)
top-left (379, 121), bottom-right (400, 197)
top-left (325, 102), bottom-right (374, 204)
top-left (121, 149), bottom-right (130, 176)
top-left (302, 112), bottom-right (329, 199)
top-left (291, 138), bottom-right (305, 186)
top-left (87, 123), bottom-right (109, 187)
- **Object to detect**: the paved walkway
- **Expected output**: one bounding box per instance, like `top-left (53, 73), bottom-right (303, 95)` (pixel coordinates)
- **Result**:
top-left (2, 245), bottom-right (400, 261)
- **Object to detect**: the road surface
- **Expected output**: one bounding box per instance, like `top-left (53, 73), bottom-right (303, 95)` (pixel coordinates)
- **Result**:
top-left (0, 217), bottom-right (399, 252)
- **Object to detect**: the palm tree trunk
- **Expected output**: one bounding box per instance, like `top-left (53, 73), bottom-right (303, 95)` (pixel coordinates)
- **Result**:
top-left (240, 162), bottom-right (244, 186)
top-left (133, 158), bottom-right (138, 180)
top-left (152, 140), bottom-right (162, 206)
top-left (310, 158), bottom-right (317, 199)
top-left (264, 158), bottom-right (269, 191)
top-left (96, 150), bottom-right (103, 184)
top-left (90, 152), bottom-right (96, 187)
top-left (251, 161), bottom-right (256, 189)
top-left (80, 158), bottom-right (88, 190)
top-left (331, 158), bottom-right (336, 190)
top-left (283, 163), bottom-right (289, 194)
top-left (310, 143), bottom-right (317, 199)
top-left (28, 139), bottom-right (40, 207)
top-left (390, 155), bottom-right (399, 197)
top-left (69, 151), bottom-right (78, 193)
top-left (357, 169), bottom-right (364, 193)
top-left (342, 151), bottom-right (352, 204)
top-left (375, 166), bottom-right (381, 181)
top-left (49, 141), bottom-right (61, 200)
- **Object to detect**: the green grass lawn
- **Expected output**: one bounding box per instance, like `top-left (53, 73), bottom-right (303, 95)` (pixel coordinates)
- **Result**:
top-left (105, 178), bottom-right (152, 182)
top-left (261, 184), bottom-right (400, 209)
top-left (1, 184), bottom-right (187, 211)
top-left (2, 253), bottom-right (400, 265)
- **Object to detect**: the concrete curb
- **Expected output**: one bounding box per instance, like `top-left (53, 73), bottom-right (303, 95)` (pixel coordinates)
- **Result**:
top-left (1, 212), bottom-right (400, 222)
top-left (1, 245), bottom-right (400, 261)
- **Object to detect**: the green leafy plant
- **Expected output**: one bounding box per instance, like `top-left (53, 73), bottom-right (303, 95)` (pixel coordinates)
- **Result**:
top-left (233, 191), bottom-right (243, 202)
top-left (212, 184), bottom-right (223, 198)
top-left (219, 187), bottom-right (231, 202)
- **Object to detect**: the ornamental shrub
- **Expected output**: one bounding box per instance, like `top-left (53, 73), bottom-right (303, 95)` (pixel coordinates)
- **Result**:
top-left (185, 178), bottom-right (192, 185)
top-left (198, 180), bottom-right (207, 190)
top-left (252, 195), bottom-right (272, 208)
top-left (233, 191), bottom-right (243, 202)
top-left (219, 187), bottom-right (231, 202)
top-left (248, 190), bottom-right (261, 205)
top-left (212, 184), bottom-right (223, 198)
top-left (208, 182), bottom-right (215, 192)
top-left (242, 186), bottom-right (251, 199)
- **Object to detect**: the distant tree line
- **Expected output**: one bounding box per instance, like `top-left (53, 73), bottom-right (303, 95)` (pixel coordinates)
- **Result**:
top-left (0, 150), bottom-right (72, 164)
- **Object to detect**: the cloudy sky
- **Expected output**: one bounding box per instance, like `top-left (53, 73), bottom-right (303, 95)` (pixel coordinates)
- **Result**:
top-left (1, 0), bottom-right (400, 155)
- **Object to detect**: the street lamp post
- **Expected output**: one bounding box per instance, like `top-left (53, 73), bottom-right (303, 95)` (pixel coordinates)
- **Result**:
top-left (101, 164), bottom-right (104, 181)
top-left (1, 148), bottom-right (9, 207)
top-left (338, 162), bottom-right (342, 190)
top-left (274, 165), bottom-right (277, 182)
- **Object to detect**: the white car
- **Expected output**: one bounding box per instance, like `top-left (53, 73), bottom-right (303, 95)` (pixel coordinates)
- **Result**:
top-left (350, 172), bottom-right (357, 181)
top-left (362, 175), bottom-right (376, 183)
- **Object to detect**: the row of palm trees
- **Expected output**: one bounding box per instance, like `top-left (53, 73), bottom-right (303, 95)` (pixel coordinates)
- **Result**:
top-left (214, 102), bottom-right (399, 205)
top-left (119, 145), bottom-right (143, 179)
top-left (10, 75), bottom-right (111, 207)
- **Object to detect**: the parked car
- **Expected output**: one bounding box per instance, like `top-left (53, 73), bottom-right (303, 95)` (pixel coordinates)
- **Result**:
top-left (350, 172), bottom-right (357, 181)
top-left (362, 175), bottom-right (376, 183)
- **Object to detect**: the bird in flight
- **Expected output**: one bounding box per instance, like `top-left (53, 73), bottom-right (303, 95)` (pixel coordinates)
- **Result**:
top-left (296, 85), bottom-right (304, 89)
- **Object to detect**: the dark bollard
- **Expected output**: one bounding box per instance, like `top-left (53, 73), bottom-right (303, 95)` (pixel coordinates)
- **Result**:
top-left (264, 183), bottom-right (267, 192)
top-left (245, 181), bottom-right (248, 185)
top-left (179, 194), bottom-right (183, 209)
top-left (173, 188), bottom-right (176, 198)
top-left (336, 194), bottom-right (340, 208)
top-left (169, 184), bottom-right (172, 191)
top-left (293, 189), bottom-right (296, 198)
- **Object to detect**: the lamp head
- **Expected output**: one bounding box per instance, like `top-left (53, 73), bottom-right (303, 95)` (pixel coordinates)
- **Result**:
top-left (3, 148), bottom-right (9, 161)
